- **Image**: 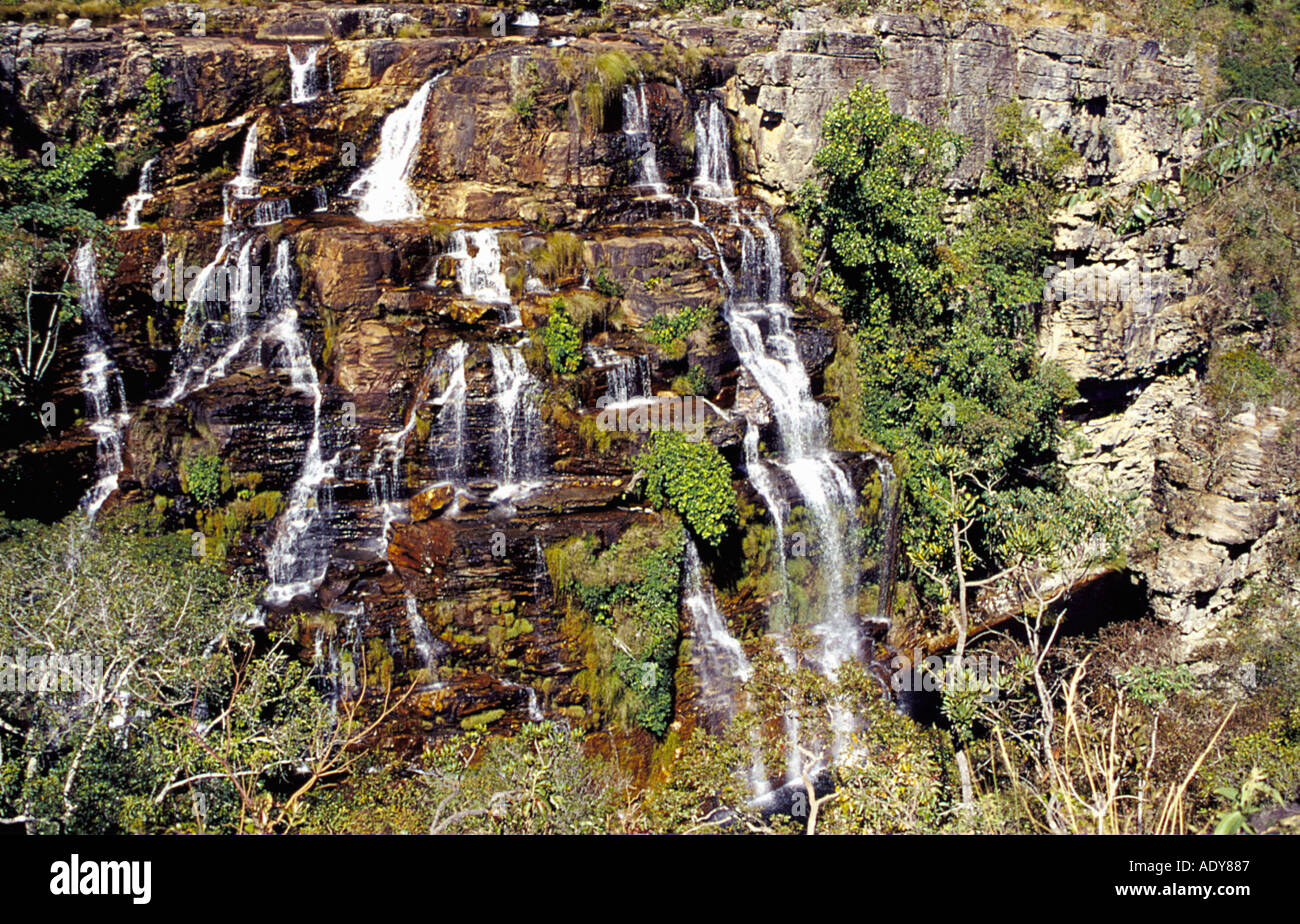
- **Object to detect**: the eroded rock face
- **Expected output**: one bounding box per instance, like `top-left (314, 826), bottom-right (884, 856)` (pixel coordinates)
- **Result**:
top-left (729, 14), bottom-right (1200, 195)
top-left (1142, 403), bottom-right (1300, 660)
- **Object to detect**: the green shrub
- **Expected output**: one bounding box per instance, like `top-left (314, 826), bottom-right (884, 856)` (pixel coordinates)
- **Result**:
top-left (182, 453), bottom-right (224, 508)
top-left (646, 302), bottom-right (710, 349)
top-left (593, 266), bottom-right (624, 298)
top-left (636, 431), bottom-right (737, 546)
top-left (547, 519), bottom-right (685, 736)
top-left (543, 299), bottom-right (582, 375)
top-left (670, 365), bottom-right (713, 396)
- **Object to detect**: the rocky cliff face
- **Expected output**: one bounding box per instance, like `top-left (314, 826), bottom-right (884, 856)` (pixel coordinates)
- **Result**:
top-left (0, 2), bottom-right (1272, 764)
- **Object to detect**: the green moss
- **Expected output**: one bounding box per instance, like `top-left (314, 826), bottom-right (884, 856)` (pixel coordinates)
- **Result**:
top-left (547, 517), bottom-right (686, 737)
top-left (459, 708), bottom-right (506, 731)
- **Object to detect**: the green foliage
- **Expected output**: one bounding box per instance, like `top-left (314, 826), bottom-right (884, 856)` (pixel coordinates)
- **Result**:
top-left (645, 302), bottom-right (711, 349)
top-left (636, 431), bottom-right (738, 546)
top-left (138, 65), bottom-right (170, 131)
top-left (0, 138), bottom-right (114, 408)
top-left (819, 689), bottom-right (950, 833)
top-left (1117, 663), bottom-right (1197, 709)
top-left (417, 722), bottom-right (624, 833)
top-left (1206, 345), bottom-right (1280, 410)
top-left (0, 512), bottom-right (308, 834)
top-left (510, 59), bottom-right (543, 124)
top-left (801, 87), bottom-right (1085, 594)
top-left (593, 265), bottom-right (624, 298)
top-left (548, 519), bottom-right (686, 736)
top-left (182, 452), bottom-right (224, 508)
top-left (542, 299), bottom-right (582, 375)
top-left (670, 364), bottom-right (714, 397)
top-left (798, 82), bottom-right (963, 329)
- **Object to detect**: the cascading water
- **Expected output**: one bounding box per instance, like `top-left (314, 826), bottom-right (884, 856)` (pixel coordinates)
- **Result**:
top-left (369, 341), bottom-right (468, 550)
top-left (682, 94), bottom-right (865, 775)
top-left (228, 122), bottom-right (260, 202)
top-left (693, 98), bottom-right (735, 200)
top-left (683, 539), bottom-right (771, 794)
top-left (743, 423), bottom-right (788, 621)
top-left (73, 243), bottom-right (130, 521)
top-left (621, 83), bottom-right (667, 196)
top-left (122, 158), bottom-right (155, 230)
top-left (445, 228), bottom-right (516, 323)
top-left (683, 539), bottom-right (751, 718)
top-left (347, 76), bottom-right (440, 222)
top-left (873, 458), bottom-right (899, 623)
top-left (585, 345), bottom-right (651, 405)
top-left (194, 235), bottom-right (258, 391)
top-left (729, 212), bottom-right (861, 671)
top-left (429, 342), bottom-right (469, 486)
top-left (288, 45), bottom-right (322, 104)
top-left (404, 592), bottom-right (438, 676)
top-left (263, 239), bottom-right (340, 606)
top-left (488, 343), bottom-right (543, 500)
top-left (253, 198), bottom-right (291, 226)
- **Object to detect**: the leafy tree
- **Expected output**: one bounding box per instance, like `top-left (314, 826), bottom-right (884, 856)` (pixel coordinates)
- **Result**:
top-left (0, 139), bottom-right (114, 412)
top-left (800, 87), bottom-right (1080, 604)
top-left (422, 722), bottom-right (624, 834)
top-left (798, 83), bottom-right (963, 330)
top-left (0, 511), bottom-right (401, 834)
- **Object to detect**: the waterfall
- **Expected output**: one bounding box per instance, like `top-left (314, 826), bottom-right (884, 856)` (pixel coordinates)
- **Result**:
top-left (288, 45), bottom-right (322, 104)
top-left (488, 343), bottom-right (543, 500)
top-left (683, 539), bottom-right (751, 717)
top-left (445, 228), bottom-right (515, 323)
top-left (160, 242), bottom-right (229, 406)
top-left (514, 11), bottom-right (539, 27)
top-left (733, 211), bottom-right (861, 671)
top-left (163, 228), bottom-right (266, 404)
top-left (73, 243), bottom-right (130, 521)
top-left (532, 536), bottom-right (551, 604)
top-left (312, 185), bottom-right (328, 212)
top-left (228, 122), bottom-right (260, 201)
top-left (693, 98), bottom-right (735, 200)
top-left (621, 83), bottom-right (667, 196)
top-left (743, 423), bottom-right (788, 621)
top-left (689, 167), bottom-right (862, 773)
top-left (369, 341), bottom-right (467, 550)
top-left (263, 239), bottom-right (339, 606)
top-left (194, 235), bottom-right (258, 391)
top-left (404, 592), bottom-right (438, 675)
top-left (122, 158), bottom-right (155, 230)
top-left (347, 76), bottom-right (440, 222)
top-left (429, 341), bottom-right (469, 485)
top-left (253, 197), bottom-right (291, 226)
top-left (683, 539), bottom-right (771, 794)
top-left (874, 458), bottom-right (899, 624)
top-left (586, 345), bottom-right (651, 405)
